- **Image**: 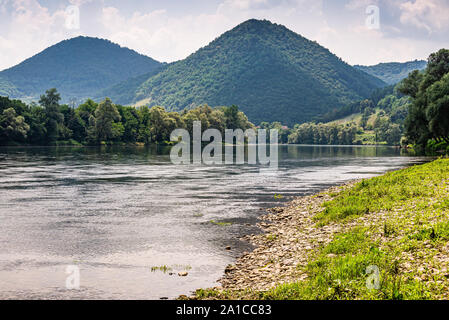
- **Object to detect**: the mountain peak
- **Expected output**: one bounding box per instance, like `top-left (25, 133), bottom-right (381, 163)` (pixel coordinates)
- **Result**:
top-left (131, 20), bottom-right (385, 125)
top-left (238, 18), bottom-right (274, 27)
top-left (228, 18), bottom-right (286, 35)
top-left (0, 37), bottom-right (162, 102)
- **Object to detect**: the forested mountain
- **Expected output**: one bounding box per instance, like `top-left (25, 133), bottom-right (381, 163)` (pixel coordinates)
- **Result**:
top-left (354, 60), bottom-right (427, 85)
top-left (0, 77), bottom-right (22, 97)
top-left (93, 64), bottom-right (167, 105)
top-left (0, 36), bottom-right (162, 103)
top-left (130, 19), bottom-right (385, 125)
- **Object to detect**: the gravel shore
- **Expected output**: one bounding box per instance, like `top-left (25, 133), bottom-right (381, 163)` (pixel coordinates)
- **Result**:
top-left (214, 181), bottom-right (359, 293)
top-left (190, 160), bottom-right (449, 300)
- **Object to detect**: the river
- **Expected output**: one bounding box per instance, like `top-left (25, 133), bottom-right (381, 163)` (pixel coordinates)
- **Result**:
top-left (0, 145), bottom-right (429, 299)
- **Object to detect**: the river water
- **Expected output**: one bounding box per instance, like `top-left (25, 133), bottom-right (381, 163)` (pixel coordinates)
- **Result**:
top-left (0, 145), bottom-right (429, 299)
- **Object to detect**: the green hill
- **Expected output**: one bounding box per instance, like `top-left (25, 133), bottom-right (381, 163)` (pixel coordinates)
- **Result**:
top-left (0, 77), bottom-right (22, 97)
top-left (0, 36), bottom-right (162, 103)
top-left (354, 60), bottom-right (427, 85)
top-left (132, 19), bottom-right (386, 125)
top-left (93, 64), bottom-right (167, 105)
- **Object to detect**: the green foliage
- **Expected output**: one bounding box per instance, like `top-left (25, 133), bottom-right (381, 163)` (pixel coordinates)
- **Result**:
top-left (0, 36), bottom-right (161, 103)
top-left (284, 81), bottom-right (412, 146)
top-left (0, 107), bottom-right (30, 142)
top-left (0, 90), bottom-right (254, 146)
top-left (0, 77), bottom-right (22, 97)
top-left (94, 65), bottom-right (166, 105)
top-left (39, 88), bottom-right (64, 143)
top-left (288, 122), bottom-right (358, 145)
top-left (399, 49), bottom-right (449, 152)
top-left (94, 98), bottom-right (123, 142)
top-left (132, 19), bottom-right (384, 125)
top-left (259, 122), bottom-right (290, 143)
top-left (354, 60), bottom-right (427, 85)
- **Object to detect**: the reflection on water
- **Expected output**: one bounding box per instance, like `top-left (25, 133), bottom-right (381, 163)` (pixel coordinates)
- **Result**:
top-left (0, 145), bottom-right (429, 299)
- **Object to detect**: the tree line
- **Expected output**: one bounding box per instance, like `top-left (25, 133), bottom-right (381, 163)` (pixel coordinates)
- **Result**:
top-left (274, 86), bottom-right (408, 146)
top-left (0, 88), bottom-right (253, 146)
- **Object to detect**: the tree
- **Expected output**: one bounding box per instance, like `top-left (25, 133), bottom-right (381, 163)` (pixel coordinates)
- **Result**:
top-left (26, 103), bottom-right (47, 144)
top-left (423, 49), bottom-right (449, 89)
top-left (94, 98), bottom-right (122, 142)
top-left (0, 108), bottom-right (30, 142)
top-left (86, 115), bottom-right (97, 144)
top-left (137, 106), bottom-right (151, 144)
top-left (398, 70), bottom-right (423, 99)
top-left (223, 105), bottom-right (240, 129)
top-left (39, 88), bottom-right (64, 142)
top-left (65, 108), bottom-right (86, 142)
top-left (385, 123), bottom-right (402, 146)
top-left (399, 49), bottom-right (449, 149)
top-left (426, 74), bottom-right (449, 143)
top-left (118, 105), bottom-right (140, 143)
top-left (147, 106), bottom-right (185, 143)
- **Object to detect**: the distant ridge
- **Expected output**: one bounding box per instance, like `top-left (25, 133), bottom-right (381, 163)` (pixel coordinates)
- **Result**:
top-left (0, 36), bottom-right (162, 103)
top-left (354, 60), bottom-right (427, 85)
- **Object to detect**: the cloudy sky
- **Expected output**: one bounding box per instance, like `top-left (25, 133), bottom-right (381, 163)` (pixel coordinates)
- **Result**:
top-left (0, 0), bottom-right (448, 71)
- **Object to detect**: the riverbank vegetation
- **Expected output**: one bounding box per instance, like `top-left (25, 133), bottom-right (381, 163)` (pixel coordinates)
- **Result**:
top-left (194, 158), bottom-right (449, 300)
top-left (259, 84), bottom-right (408, 146)
top-left (398, 49), bottom-right (449, 154)
top-left (276, 49), bottom-right (449, 151)
top-left (253, 82), bottom-right (408, 146)
top-left (0, 89), bottom-right (253, 146)
top-left (257, 49), bottom-right (448, 150)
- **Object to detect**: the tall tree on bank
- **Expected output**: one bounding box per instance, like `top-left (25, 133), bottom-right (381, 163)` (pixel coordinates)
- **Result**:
top-left (426, 73), bottom-right (449, 143)
top-left (39, 88), bottom-right (64, 143)
top-left (94, 98), bottom-right (123, 142)
top-left (399, 49), bottom-right (449, 149)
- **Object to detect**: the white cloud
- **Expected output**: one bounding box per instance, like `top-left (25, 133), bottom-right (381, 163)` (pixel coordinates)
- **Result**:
top-left (399, 0), bottom-right (449, 33)
top-left (1, 0), bottom-right (449, 71)
top-left (0, 0), bottom-right (73, 70)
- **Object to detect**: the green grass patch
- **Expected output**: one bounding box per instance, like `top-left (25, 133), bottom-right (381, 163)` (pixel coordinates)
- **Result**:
top-left (315, 159), bottom-right (449, 224)
top-left (262, 228), bottom-right (431, 300)
top-left (150, 265), bottom-right (172, 273)
top-left (210, 220), bottom-right (232, 226)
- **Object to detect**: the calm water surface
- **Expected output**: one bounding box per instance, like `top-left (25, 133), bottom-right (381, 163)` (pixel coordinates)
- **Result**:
top-left (0, 145), bottom-right (430, 299)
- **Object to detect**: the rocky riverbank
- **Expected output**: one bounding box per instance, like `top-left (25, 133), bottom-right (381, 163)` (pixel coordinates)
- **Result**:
top-left (192, 159), bottom-right (449, 300)
top-left (188, 181), bottom-right (359, 298)
top-left (218, 182), bottom-right (357, 292)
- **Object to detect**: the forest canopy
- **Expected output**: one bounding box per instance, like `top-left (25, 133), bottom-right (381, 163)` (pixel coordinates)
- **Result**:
top-left (0, 89), bottom-right (253, 146)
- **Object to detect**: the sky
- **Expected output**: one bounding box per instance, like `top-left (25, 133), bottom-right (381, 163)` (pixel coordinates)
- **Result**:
top-left (0, 0), bottom-right (448, 71)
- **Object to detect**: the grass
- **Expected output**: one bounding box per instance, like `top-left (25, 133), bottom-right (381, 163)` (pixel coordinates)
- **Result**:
top-left (210, 220), bottom-right (232, 226)
top-left (315, 159), bottom-right (449, 225)
top-left (151, 265), bottom-right (172, 273)
top-left (195, 158), bottom-right (449, 300)
top-left (266, 234), bottom-right (278, 242)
